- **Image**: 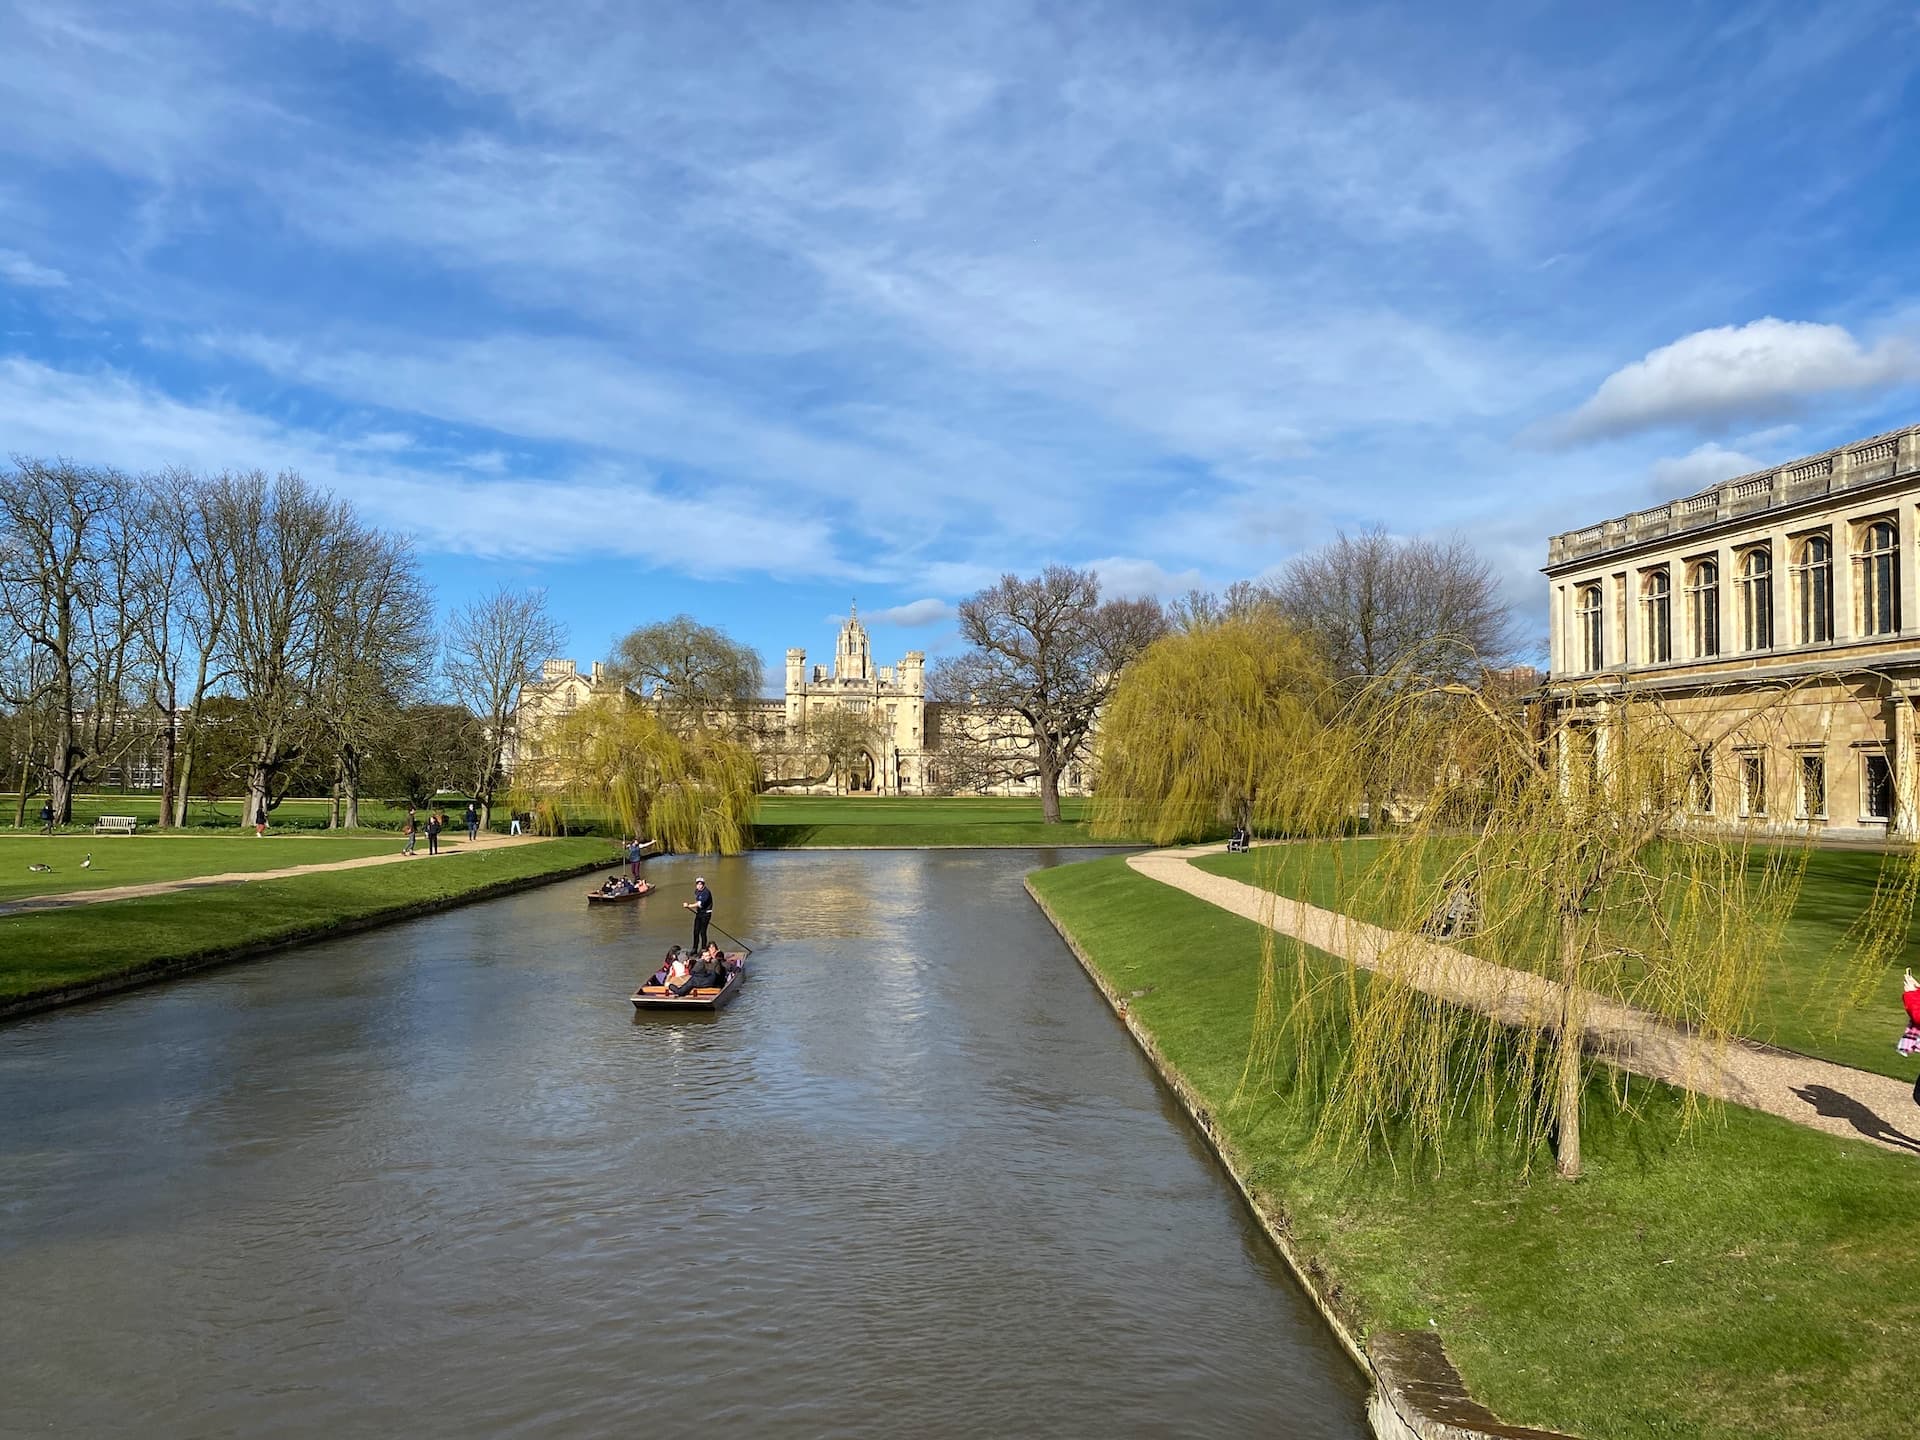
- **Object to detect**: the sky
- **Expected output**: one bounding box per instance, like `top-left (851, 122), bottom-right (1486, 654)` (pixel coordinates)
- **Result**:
top-left (3, 0), bottom-right (1919, 687)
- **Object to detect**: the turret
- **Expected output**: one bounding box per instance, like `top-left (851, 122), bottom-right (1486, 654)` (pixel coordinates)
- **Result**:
top-left (786, 648), bottom-right (806, 695)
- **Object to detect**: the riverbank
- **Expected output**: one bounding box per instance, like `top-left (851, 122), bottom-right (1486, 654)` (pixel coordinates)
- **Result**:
top-left (1028, 853), bottom-right (1920, 1440)
top-left (0, 838), bottom-right (611, 1019)
top-left (752, 794), bottom-right (1145, 848)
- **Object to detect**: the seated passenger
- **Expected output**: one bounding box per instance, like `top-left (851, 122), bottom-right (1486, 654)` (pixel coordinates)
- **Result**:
top-left (649, 945), bottom-right (682, 986)
top-left (665, 953), bottom-right (696, 997)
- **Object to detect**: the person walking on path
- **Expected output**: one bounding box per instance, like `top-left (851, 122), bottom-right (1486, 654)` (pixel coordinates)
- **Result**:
top-left (426, 810), bottom-right (441, 856)
top-left (38, 800), bottom-right (53, 835)
top-left (464, 802), bottom-right (479, 843)
top-left (403, 806), bottom-right (418, 856)
top-left (1900, 970), bottom-right (1920, 1105)
top-left (684, 876), bottom-right (713, 953)
top-left (253, 803), bottom-right (267, 839)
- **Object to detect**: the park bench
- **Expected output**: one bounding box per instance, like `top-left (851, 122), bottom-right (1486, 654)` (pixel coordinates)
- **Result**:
top-left (93, 815), bottom-right (139, 835)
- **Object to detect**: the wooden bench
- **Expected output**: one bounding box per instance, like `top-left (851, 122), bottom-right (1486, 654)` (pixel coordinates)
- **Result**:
top-left (93, 815), bottom-right (139, 835)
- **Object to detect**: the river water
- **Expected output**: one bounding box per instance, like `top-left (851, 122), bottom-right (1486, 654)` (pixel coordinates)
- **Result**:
top-left (1, 848), bottom-right (1368, 1438)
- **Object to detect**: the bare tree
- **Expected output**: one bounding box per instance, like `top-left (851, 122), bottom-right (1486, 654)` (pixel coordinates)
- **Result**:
top-left (443, 585), bottom-right (565, 830)
top-left (1270, 527), bottom-right (1517, 684)
top-left (206, 471), bottom-right (359, 830)
top-left (0, 459), bottom-right (144, 822)
top-left (314, 526), bottom-right (435, 827)
top-left (148, 472), bottom-right (238, 827)
top-left (930, 566), bottom-right (1166, 823)
top-left (1166, 580), bottom-right (1271, 634)
top-left (606, 614), bottom-right (762, 730)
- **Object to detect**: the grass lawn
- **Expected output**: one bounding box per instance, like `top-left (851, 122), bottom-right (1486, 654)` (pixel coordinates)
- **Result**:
top-left (0, 792), bottom-right (470, 833)
top-left (0, 837), bottom-right (610, 1004)
top-left (0, 833), bottom-right (406, 903)
top-left (1030, 854), bottom-right (1920, 1440)
top-left (751, 794), bottom-right (1139, 847)
top-left (1195, 839), bottom-right (1920, 1080)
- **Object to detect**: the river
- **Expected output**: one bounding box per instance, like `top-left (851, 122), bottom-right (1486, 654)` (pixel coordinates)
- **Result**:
top-left (1, 848), bottom-right (1369, 1438)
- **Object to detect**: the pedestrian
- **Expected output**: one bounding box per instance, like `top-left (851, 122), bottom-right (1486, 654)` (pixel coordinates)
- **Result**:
top-left (465, 801), bottom-right (479, 843)
top-left (403, 807), bottom-right (417, 856)
top-left (509, 812), bottom-right (522, 835)
top-left (38, 799), bottom-right (53, 835)
top-left (1901, 970), bottom-right (1920, 1105)
top-left (684, 876), bottom-right (713, 953)
top-left (253, 802), bottom-right (267, 839)
top-left (426, 810), bottom-right (441, 856)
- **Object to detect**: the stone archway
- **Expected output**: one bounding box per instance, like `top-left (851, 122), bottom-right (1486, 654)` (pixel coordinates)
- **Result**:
top-left (850, 750), bottom-right (877, 792)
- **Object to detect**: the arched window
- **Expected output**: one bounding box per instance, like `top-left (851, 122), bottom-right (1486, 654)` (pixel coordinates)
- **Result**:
top-left (1642, 569), bottom-right (1671, 663)
top-left (1687, 559), bottom-right (1719, 658)
top-left (1857, 519), bottom-right (1899, 637)
top-left (1738, 547), bottom-right (1772, 651)
top-left (1793, 533), bottom-right (1832, 644)
top-left (1575, 583), bottom-right (1603, 671)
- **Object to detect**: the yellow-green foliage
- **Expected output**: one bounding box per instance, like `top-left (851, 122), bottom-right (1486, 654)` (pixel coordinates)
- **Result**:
top-left (521, 697), bottom-right (757, 853)
top-left (1092, 614), bottom-right (1336, 844)
top-left (1252, 669), bottom-right (1918, 1179)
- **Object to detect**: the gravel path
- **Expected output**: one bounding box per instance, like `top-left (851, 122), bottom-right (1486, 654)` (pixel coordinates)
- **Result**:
top-left (0, 832), bottom-right (578, 917)
top-left (1132, 843), bottom-right (1920, 1157)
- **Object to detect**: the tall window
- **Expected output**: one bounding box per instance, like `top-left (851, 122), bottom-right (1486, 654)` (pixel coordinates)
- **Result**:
top-left (1739, 754), bottom-right (1767, 818)
top-left (1642, 569), bottom-right (1672, 663)
top-left (1865, 754), bottom-right (1894, 821)
top-left (1856, 519), bottom-right (1899, 636)
top-left (1689, 749), bottom-right (1714, 815)
top-left (1686, 559), bottom-right (1719, 658)
top-left (1738, 547), bottom-right (1772, 651)
top-left (1575, 583), bottom-right (1603, 671)
top-left (1798, 753), bottom-right (1826, 820)
top-left (1792, 533), bottom-right (1832, 644)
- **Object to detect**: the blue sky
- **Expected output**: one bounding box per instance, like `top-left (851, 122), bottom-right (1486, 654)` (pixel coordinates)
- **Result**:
top-left (3, 1), bottom-right (1919, 686)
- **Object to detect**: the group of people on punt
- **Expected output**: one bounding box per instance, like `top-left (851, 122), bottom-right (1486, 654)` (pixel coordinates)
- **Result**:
top-left (649, 942), bottom-right (734, 996)
top-left (597, 874), bottom-right (645, 898)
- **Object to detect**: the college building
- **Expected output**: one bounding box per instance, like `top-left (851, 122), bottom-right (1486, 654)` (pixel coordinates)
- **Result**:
top-left (516, 606), bottom-right (1090, 798)
top-left (1544, 422), bottom-right (1920, 839)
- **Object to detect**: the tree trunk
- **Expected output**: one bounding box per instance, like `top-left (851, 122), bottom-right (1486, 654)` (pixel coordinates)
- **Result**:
top-left (157, 714), bottom-right (178, 831)
top-left (173, 748), bottom-right (194, 827)
top-left (1554, 905), bottom-right (1584, 1180)
top-left (13, 754), bottom-right (31, 828)
top-left (342, 756), bottom-right (361, 829)
top-left (1037, 747), bottom-right (1062, 824)
top-left (245, 763), bottom-right (271, 833)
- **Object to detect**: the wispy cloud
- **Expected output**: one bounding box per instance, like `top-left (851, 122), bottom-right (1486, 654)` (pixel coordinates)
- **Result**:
top-left (0, 249), bottom-right (68, 289)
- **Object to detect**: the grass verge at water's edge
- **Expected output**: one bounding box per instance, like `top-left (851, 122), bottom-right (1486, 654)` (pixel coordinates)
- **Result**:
top-left (752, 794), bottom-right (1149, 848)
top-left (0, 838), bottom-right (611, 1017)
top-left (1029, 853), bottom-right (1920, 1440)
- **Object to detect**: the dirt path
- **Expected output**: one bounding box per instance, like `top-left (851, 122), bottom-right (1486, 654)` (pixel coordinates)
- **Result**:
top-left (1132, 843), bottom-right (1920, 1158)
top-left (0, 832), bottom-right (589, 917)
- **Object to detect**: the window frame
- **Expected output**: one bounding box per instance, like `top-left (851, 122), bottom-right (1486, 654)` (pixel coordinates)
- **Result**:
top-left (1737, 545), bottom-right (1773, 652)
top-left (1854, 517), bottom-right (1900, 637)
top-left (1792, 531), bottom-right (1833, 645)
top-left (1574, 582), bottom-right (1604, 672)
top-left (1795, 750), bottom-right (1826, 821)
top-left (1863, 751), bottom-right (1895, 823)
top-left (1641, 567), bottom-right (1672, 664)
top-left (1737, 751), bottom-right (1767, 819)
top-left (1685, 557), bottom-right (1719, 658)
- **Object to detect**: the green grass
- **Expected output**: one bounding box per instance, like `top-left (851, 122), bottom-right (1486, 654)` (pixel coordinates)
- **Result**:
top-left (1030, 855), bottom-right (1920, 1440)
top-left (0, 792), bottom-right (473, 832)
top-left (1194, 840), bottom-right (1920, 1079)
top-left (0, 833), bottom-right (407, 903)
top-left (0, 837), bottom-right (610, 1003)
top-left (751, 794), bottom-right (1138, 847)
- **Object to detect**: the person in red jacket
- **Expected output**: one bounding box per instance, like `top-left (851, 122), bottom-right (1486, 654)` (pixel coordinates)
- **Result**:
top-left (1901, 971), bottom-right (1920, 1105)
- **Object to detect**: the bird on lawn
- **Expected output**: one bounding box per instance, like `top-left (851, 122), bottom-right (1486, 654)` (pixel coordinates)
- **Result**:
top-left (81, 853), bottom-right (92, 869)
top-left (28, 862), bottom-right (51, 872)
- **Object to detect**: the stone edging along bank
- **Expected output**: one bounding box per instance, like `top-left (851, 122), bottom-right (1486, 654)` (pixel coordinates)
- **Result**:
top-left (0, 856), bottom-right (608, 1024)
top-left (1024, 878), bottom-right (1579, 1440)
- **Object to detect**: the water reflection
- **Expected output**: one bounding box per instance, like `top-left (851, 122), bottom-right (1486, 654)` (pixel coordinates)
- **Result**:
top-left (1, 848), bottom-right (1368, 1438)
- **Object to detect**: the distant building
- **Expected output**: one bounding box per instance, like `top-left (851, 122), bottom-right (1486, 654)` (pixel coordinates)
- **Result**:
top-left (514, 607), bottom-right (1091, 797)
top-left (1543, 422), bottom-right (1920, 838)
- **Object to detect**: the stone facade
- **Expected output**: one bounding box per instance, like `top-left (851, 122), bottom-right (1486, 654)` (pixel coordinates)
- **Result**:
top-left (514, 608), bottom-right (1092, 798)
top-left (1543, 422), bottom-right (1920, 839)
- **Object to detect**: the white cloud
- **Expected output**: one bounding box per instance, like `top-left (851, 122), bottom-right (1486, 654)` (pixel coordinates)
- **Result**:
top-left (1086, 555), bottom-right (1210, 601)
top-left (0, 249), bottom-right (67, 289)
top-left (1648, 442), bottom-right (1764, 497)
top-left (1553, 318), bottom-right (1920, 442)
top-left (862, 598), bottom-right (953, 627)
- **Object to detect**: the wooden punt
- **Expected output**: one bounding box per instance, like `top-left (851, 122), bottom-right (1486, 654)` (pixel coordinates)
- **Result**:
top-left (587, 879), bottom-right (656, 905)
top-left (631, 956), bottom-right (748, 1011)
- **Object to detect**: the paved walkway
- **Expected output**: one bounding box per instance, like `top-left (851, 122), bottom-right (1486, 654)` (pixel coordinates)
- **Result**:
top-left (0, 832), bottom-right (583, 917)
top-left (1132, 844), bottom-right (1920, 1157)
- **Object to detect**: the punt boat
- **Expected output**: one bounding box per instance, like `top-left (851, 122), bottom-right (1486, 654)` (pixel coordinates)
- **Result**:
top-left (631, 955), bottom-right (748, 1011)
top-left (587, 879), bottom-right (656, 905)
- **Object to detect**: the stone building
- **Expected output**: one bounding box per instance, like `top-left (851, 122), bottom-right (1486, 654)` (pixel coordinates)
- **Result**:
top-left (1543, 422), bottom-right (1920, 838)
top-left (514, 607), bottom-right (1091, 798)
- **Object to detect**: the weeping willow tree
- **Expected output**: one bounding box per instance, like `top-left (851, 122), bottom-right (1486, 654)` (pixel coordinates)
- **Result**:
top-left (1251, 663), bottom-right (1920, 1180)
top-left (1091, 613), bottom-right (1336, 844)
top-left (512, 695), bottom-right (757, 854)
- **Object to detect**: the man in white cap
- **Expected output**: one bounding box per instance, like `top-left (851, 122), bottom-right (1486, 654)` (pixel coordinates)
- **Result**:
top-left (684, 876), bottom-right (714, 953)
